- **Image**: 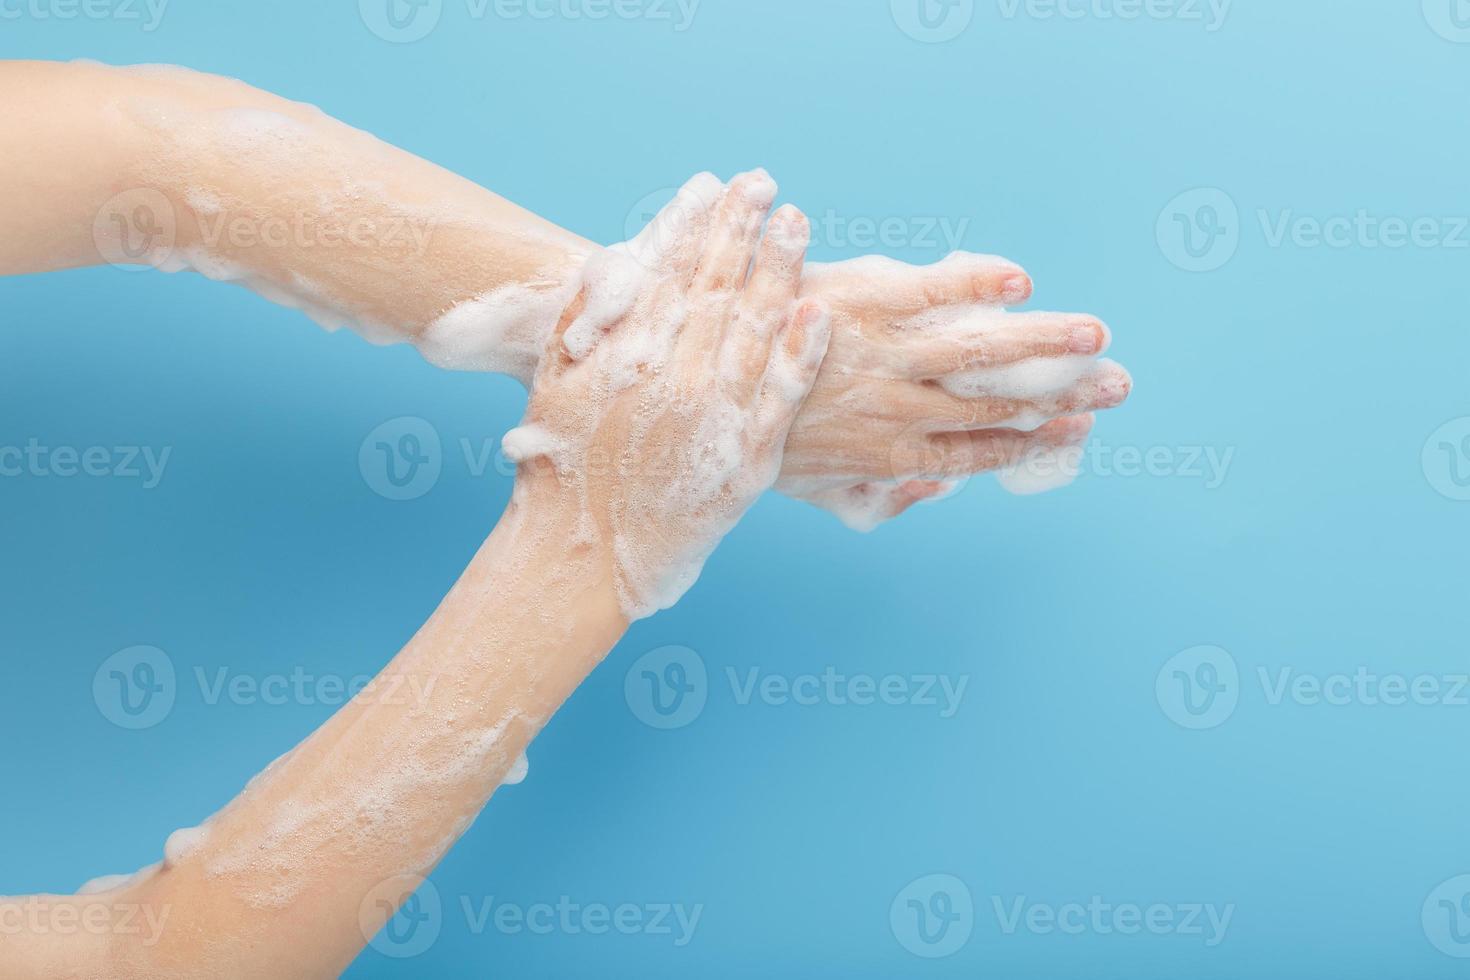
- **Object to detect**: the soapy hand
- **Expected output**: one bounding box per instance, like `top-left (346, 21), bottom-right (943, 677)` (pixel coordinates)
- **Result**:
top-left (504, 171), bottom-right (829, 620)
top-left (776, 253), bottom-right (1131, 530)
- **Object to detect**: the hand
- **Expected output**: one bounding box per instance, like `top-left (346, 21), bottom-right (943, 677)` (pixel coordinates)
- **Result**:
top-left (776, 252), bottom-right (1131, 529)
top-left (503, 171), bottom-right (829, 619)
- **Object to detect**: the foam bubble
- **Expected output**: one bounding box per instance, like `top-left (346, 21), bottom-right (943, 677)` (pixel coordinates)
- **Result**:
top-left (996, 444), bottom-right (1085, 495)
top-left (75, 874), bottom-right (134, 896)
top-left (561, 249), bottom-right (646, 361)
top-left (502, 752), bottom-right (529, 786)
top-left (501, 424), bottom-right (561, 464)
top-left (420, 280), bottom-right (575, 383)
top-left (75, 862), bottom-right (161, 897)
top-left (941, 353), bottom-right (1096, 402)
top-left (163, 824), bottom-right (211, 866)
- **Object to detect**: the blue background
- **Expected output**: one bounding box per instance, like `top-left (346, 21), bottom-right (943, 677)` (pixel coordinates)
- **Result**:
top-left (3, 1), bottom-right (1469, 976)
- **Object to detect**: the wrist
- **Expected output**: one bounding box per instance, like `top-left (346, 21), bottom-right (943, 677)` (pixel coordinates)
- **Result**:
top-left (484, 484), bottom-right (630, 642)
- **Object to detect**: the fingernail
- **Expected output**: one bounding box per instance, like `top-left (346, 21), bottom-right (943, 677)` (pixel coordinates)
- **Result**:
top-left (1001, 275), bottom-right (1031, 304)
top-left (1069, 321), bottom-right (1105, 353)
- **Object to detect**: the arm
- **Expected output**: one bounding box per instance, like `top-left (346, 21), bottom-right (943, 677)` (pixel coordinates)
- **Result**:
top-left (0, 166), bottom-right (826, 979)
top-left (0, 59), bottom-right (1130, 526)
top-left (0, 508), bottom-right (626, 980)
top-left (0, 58), bottom-right (591, 380)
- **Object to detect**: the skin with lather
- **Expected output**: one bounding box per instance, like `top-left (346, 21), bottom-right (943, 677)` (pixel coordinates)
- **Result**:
top-left (0, 60), bottom-right (1130, 977)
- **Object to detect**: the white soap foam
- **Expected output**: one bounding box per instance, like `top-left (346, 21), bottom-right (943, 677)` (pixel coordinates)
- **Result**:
top-left (502, 752), bottom-right (529, 786)
top-left (941, 353), bottom-right (1096, 402)
top-left (420, 278), bottom-right (576, 383)
top-left (75, 862), bottom-right (161, 897)
top-left (163, 824), bottom-right (211, 866)
top-left (75, 874), bottom-right (135, 896)
top-left (996, 444), bottom-right (1085, 495)
top-left (560, 248), bottom-right (646, 361)
top-left (501, 423), bottom-right (562, 465)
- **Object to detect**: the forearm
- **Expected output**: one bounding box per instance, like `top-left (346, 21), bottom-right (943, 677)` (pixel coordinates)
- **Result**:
top-left (0, 59), bottom-right (594, 378)
top-left (93, 491), bottom-right (625, 979)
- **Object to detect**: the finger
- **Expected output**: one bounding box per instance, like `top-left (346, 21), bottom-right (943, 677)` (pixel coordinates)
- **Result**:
top-left (723, 204), bottom-right (810, 400)
top-left (877, 479), bottom-right (957, 520)
top-left (894, 414), bottom-right (1095, 480)
top-left (794, 479), bottom-right (956, 533)
top-left (559, 248), bottom-right (646, 361)
top-left (690, 169), bottom-right (777, 297)
top-left (808, 252), bottom-right (1032, 315)
top-left (745, 204), bottom-right (810, 312)
top-left (895, 359), bottom-right (1131, 432)
top-left (906, 312), bottom-right (1111, 379)
top-left (626, 171), bottom-right (725, 279)
top-left (752, 299), bottom-right (830, 445)
top-left (545, 288), bottom-right (589, 374)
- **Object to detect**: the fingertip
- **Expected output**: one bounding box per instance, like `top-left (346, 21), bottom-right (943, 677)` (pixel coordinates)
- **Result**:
top-left (772, 203), bottom-right (810, 240)
top-left (680, 171), bottom-right (726, 207)
top-left (1096, 360), bottom-right (1132, 406)
top-left (731, 168), bottom-right (778, 209)
top-left (1069, 316), bottom-right (1110, 354)
top-left (1001, 271), bottom-right (1033, 305)
top-left (1061, 412), bottom-right (1097, 442)
top-left (762, 205), bottom-right (811, 261)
